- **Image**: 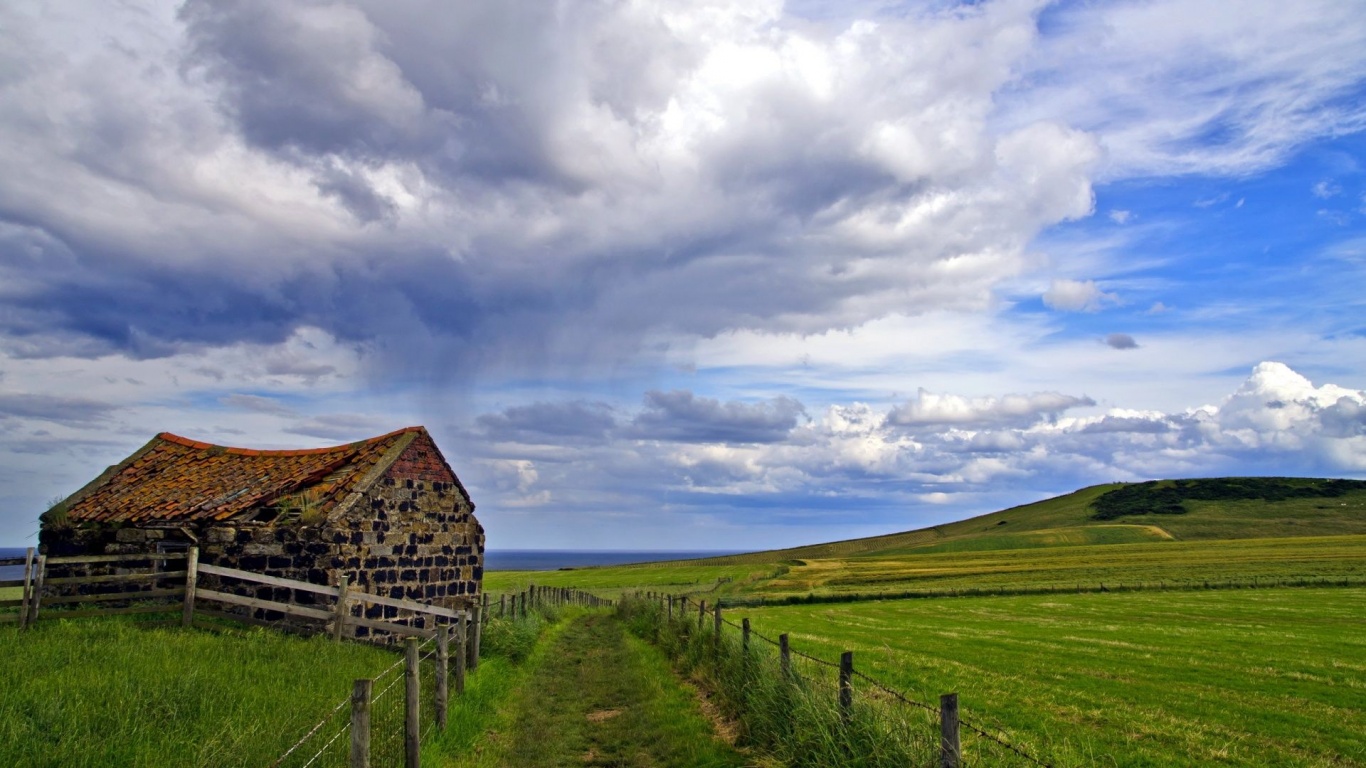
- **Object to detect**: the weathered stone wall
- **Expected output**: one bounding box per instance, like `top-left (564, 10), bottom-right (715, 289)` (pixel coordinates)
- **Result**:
top-left (38, 434), bottom-right (484, 623)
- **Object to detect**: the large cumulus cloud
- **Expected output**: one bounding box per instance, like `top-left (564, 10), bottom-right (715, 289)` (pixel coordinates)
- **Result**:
top-left (3, 0), bottom-right (1097, 377)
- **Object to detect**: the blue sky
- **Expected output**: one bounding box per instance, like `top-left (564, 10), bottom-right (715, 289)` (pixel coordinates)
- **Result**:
top-left (1, 0), bottom-right (1365, 550)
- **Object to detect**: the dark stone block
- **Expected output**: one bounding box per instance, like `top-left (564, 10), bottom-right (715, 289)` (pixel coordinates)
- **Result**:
top-left (406, 545), bottom-right (418, 556)
top-left (400, 569), bottom-right (417, 581)
top-left (364, 557), bottom-right (378, 569)
top-left (308, 568), bottom-right (328, 584)
top-left (473, 566), bottom-right (483, 580)
top-left (236, 530), bottom-right (253, 544)
top-left (398, 502), bottom-right (410, 513)
top-left (371, 498), bottom-right (384, 509)
top-left (306, 542), bottom-right (331, 556)
top-left (389, 586), bottom-right (404, 599)
top-left (457, 581), bottom-right (467, 595)
top-left (418, 570), bottom-right (429, 583)
top-left (365, 603), bottom-right (383, 620)
top-left (384, 605), bottom-right (399, 619)
top-left (267, 556), bottom-right (291, 570)
top-left (434, 555), bottom-right (448, 567)
top-left (296, 591), bottom-right (316, 605)
top-left (377, 531), bottom-right (386, 543)
top-left (284, 542), bottom-right (303, 556)
top-left (274, 528), bottom-right (292, 542)
top-left (333, 531), bottom-right (348, 544)
top-left (240, 555), bottom-right (267, 571)
top-left (346, 557), bottom-right (361, 569)
top-left (441, 544), bottom-right (454, 555)
top-left (350, 532), bottom-right (363, 545)
top-left (330, 557), bottom-right (345, 569)
top-left (405, 479), bottom-right (414, 489)
top-left (456, 545), bottom-right (471, 556)
top-left (424, 584), bottom-right (437, 598)
top-left (424, 556), bottom-right (435, 568)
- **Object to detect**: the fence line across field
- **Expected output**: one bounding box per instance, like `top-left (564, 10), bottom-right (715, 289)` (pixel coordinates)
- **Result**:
top-left (663, 592), bottom-right (1051, 768)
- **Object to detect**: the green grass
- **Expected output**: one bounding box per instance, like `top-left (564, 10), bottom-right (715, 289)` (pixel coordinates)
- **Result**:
top-left (457, 612), bottom-right (751, 767)
top-left (485, 562), bottom-right (778, 599)
top-left (484, 535), bottom-right (1366, 603)
top-left (729, 587), bottom-right (1365, 767)
top-left (687, 478), bottom-right (1366, 566)
top-left (0, 615), bottom-right (398, 767)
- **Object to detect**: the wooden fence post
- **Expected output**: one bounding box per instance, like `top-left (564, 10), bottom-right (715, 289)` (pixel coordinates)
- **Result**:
top-left (500, 593), bottom-right (506, 618)
top-left (667, 594), bottom-right (673, 620)
top-left (469, 601), bottom-right (480, 666)
top-left (405, 638), bottom-right (420, 768)
top-left (332, 574), bottom-right (350, 642)
top-left (467, 604), bottom-right (480, 672)
top-left (350, 678), bottom-right (372, 768)
top-left (839, 651), bottom-right (854, 723)
top-left (713, 603), bottom-right (722, 650)
top-left (779, 633), bottom-right (790, 677)
top-left (435, 625), bottom-right (449, 731)
top-left (454, 612), bottom-right (467, 695)
top-left (742, 618), bottom-right (750, 651)
top-left (939, 692), bottom-right (960, 768)
top-left (698, 599), bottom-right (706, 630)
top-left (182, 546), bottom-right (199, 628)
top-left (26, 554), bottom-right (46, 626)
top-left (19, 547), bottom-right (34, 630)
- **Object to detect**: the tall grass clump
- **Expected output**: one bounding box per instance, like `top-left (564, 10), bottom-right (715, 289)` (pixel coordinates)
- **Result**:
top-left (618, 596), bottom-right (938, 768)
top-left (478, 600), bottom-right (563, 662)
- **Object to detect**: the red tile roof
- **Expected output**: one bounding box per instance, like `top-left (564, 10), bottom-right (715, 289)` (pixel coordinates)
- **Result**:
top-left (61, 427), bottom-right (427, 525)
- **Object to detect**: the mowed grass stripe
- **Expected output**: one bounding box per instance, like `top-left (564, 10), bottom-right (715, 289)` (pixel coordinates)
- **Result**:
top-left (476, 613), bottom-right (751, 768)
top-left (738, 588), bottom-right (1365, 767)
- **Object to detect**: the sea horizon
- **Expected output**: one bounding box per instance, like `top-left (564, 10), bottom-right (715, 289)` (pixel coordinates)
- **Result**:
top-left (0, 546), bottom-right (747, 577)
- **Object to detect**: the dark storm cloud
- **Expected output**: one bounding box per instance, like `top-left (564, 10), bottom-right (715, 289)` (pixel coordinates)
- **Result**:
top-left (0, 0), bottom-right (1109, 375)
top-left (1104, 333), bottom-right (1139, 349)
top-left (625, 390), bottom-right (806, 444)
top-left (0, 394), bottom-right (114, 426)
top-left (476, 401), bottom-right (617, 443)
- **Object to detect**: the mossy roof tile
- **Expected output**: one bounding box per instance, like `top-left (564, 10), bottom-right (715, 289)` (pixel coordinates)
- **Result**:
top-left (62, 427), bottom-right (426, 525)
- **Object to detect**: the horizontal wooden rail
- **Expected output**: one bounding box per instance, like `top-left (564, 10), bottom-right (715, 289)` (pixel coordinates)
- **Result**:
top-left (44, 587), bottom-right (184, 605)
top-left (46, 552), bottom-right (187, 565)
top-left (345, 614), bottom-right (434, 638)
top-left (196, 563), bottom-right (339, 596)
top-left (195, 589), bottom-right (335, 622)
top-left (45, 570), bottom-right (187, 586)
top-left (346, 590), bottom-right (467, 620)
top-left (0, 579), bottom-right (26, 589)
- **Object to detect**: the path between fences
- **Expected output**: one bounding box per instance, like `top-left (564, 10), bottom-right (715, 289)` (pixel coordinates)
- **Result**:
top-left (475, 612), bottom-right (753, 768)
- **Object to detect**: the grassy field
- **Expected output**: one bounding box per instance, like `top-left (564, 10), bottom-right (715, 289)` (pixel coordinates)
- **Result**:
top-left (485, 534), bottom-right (1366, 602)
top-left (0, 615), bottom-right (399, 767)
top-left (726, 587), bottom-right (1365, 767)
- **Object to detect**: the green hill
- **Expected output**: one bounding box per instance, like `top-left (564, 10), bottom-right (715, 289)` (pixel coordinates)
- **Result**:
top-left (695, 477), bottom-right (1366, 565)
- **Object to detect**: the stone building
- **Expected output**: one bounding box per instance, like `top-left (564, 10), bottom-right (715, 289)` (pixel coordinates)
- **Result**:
top-left (39, 426), bottom-right (483, 612)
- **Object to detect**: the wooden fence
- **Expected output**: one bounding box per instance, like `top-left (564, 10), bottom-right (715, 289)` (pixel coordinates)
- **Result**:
top-left (280, 583), bottom-right (613, 768)
top-left (0, 547), bottom-right (480, 651)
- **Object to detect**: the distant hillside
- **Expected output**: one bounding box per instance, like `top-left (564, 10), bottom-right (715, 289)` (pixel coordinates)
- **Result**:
top-left (693, 477), bottom-right (1366, 565)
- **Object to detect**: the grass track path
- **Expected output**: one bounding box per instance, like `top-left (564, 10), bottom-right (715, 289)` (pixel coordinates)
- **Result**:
top-left (476, 613), bottom-right (753, 768)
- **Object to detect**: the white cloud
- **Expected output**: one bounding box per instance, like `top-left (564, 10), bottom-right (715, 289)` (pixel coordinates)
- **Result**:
top-left (1042, 278), bottom-right (1117, 312)
top-left (1313, 180), bottom-right (1342, 199)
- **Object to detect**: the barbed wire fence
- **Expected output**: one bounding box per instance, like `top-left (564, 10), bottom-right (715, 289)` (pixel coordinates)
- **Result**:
top-left (270, 586), bottom-right (612, 768)
top-left (631, 592), bottom-right (1052, 768)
